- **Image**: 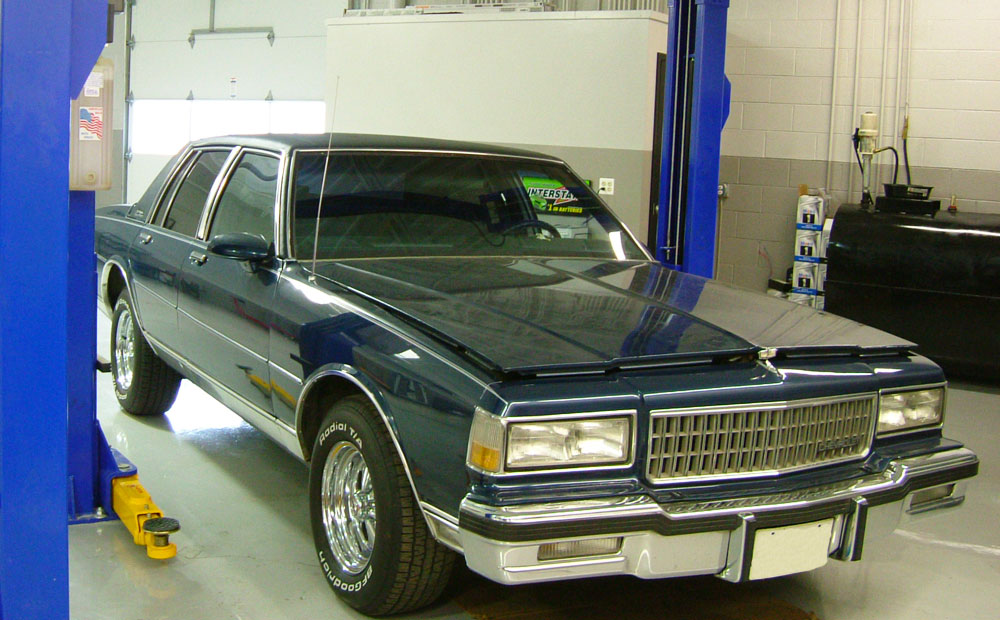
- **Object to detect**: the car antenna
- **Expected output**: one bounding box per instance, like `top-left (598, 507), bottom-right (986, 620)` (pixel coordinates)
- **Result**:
top-left (309, 77), bottom-right (339, 283)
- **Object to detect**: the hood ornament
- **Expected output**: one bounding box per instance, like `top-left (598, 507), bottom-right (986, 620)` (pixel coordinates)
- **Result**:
top-left (757, 347), bottom-right (778, 361)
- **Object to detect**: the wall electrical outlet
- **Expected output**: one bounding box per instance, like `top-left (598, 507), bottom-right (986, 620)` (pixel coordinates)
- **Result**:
top-left (598, 178), bottom-right (615, 195)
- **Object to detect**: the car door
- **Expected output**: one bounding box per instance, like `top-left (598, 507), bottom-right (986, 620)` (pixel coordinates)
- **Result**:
top-left (176, 148), bottom-right (282, 414)
top-left (129, 148), bottom-right (235, 351)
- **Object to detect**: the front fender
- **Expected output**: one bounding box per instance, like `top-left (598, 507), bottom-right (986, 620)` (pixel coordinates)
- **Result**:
top-left (296, 362), bottom-right (437, 525)
top-left (296, 345), bottom-right (488, 522)
top-left (296, 363), bottom-right (401, 457)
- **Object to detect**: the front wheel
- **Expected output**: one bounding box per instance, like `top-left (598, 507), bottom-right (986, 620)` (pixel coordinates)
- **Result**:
top-left (309, 395), bottom-right (455, 615)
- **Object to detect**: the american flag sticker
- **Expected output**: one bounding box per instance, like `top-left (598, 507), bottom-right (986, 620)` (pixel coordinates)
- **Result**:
top-left (79, 107), bottom-right (104, 141)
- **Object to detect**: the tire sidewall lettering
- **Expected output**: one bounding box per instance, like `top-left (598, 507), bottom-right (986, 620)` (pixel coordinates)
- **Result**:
top-left (318, 420), bottom-right (362, 450)
top-left (318, 549), bottom-right (374, 592)
top-left (314, 413), bottom-right (375, 597)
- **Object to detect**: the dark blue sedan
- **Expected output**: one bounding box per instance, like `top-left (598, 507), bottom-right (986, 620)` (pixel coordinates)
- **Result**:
top-left (95, 134), bottom-right (978, 615)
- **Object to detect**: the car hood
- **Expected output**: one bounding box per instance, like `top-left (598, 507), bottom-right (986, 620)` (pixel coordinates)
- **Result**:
top-left (312, 258), bottom-right (914, 375)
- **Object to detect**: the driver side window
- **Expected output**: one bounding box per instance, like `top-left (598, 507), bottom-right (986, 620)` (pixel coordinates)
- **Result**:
top-left (209, 152), bottom-right (279, 245)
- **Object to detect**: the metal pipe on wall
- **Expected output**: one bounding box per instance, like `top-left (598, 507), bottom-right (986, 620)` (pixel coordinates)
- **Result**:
top-left (825, 0), bottom-right (844, 191)
top-left (904, 0), bottom-right (915, 151)
top-left (847, 0), bottom-right (864, 203)
top-left (891, 0), bottom-right (906, 153)
top-left (876, 0), bottom-right (891, 191)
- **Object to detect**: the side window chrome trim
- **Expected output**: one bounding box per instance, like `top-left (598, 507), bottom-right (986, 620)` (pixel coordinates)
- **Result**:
top-left (194, 147), bottom-right (241, 240)
top-left (283, 150), bottom-right (303, 259)
top-left (198, 146), bottom-right (284, 243)
top-left (152, 147), bottom-right (236, 236)
top-left (149, 148), bottom-right (197, 226)
top-left (274, 149), bottom-right (291, 258)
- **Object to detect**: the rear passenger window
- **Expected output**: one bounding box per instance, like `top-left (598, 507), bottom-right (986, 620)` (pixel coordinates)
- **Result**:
top-left (159, 150), bottom-right (230, 237)
top-left (209, 152), bottom-right (279, 244)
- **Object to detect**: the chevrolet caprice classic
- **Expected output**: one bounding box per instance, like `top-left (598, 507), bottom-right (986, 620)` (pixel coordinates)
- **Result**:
top-left (95, 134), bottom-right (979, 615)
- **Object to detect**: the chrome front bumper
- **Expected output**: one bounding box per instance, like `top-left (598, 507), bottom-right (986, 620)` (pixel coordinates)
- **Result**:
top-left (443, 448), bottom-right (978, 585)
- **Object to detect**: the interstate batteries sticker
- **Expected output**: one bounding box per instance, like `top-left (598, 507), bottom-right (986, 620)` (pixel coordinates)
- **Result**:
top-left (521, 177), bottom-right (583, 214)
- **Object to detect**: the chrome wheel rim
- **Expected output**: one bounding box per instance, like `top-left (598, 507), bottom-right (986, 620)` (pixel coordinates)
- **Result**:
top-left (321, 441), bottom-right (376, 575)
top-left (114, 309), bottom-right (136, 393)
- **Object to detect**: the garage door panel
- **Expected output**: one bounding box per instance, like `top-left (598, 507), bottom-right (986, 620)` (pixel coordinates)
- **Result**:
top-left (131, 0), bottom-right (207, 42)
top-left (131, 37), bottom-right (326, 100)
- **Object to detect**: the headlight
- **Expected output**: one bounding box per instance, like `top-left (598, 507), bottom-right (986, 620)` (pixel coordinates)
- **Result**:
top-left (506, 417), bottom-right (631, 470)
top-left (878, 387), bottom-right (945, 434)
top-left (467, 408), bottom-right (632, 473)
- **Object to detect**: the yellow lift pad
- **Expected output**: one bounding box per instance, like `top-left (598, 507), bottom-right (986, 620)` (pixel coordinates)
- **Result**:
top-left (111, 475), bottom-right (179, 560)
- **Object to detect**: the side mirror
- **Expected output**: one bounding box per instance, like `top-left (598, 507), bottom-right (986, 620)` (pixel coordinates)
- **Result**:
top-left (207, 233), bottom-right (273, 262)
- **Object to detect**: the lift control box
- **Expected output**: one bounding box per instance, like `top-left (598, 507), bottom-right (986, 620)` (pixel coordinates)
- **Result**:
top-left (69, 58), bottom-right (113, 191)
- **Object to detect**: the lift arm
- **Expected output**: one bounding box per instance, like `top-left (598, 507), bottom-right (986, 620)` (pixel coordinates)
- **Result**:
top-left (112, 475), bottom-right (180, 559)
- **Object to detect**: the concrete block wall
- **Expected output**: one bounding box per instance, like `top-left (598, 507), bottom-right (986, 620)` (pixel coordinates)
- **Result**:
top-left (718, 0), bottom-right (1000, 291)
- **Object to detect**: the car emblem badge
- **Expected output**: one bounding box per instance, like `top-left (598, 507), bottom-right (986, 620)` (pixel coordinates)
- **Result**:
top-left (816, 437), bottom-right (859, 453)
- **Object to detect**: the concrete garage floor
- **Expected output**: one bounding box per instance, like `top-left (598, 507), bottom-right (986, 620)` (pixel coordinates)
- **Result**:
top-left (71, 314), bottom-right (1000, 620)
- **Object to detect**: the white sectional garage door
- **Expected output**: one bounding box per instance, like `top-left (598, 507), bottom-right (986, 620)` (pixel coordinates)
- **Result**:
top-left (126, 0), bottom-right (343, 200)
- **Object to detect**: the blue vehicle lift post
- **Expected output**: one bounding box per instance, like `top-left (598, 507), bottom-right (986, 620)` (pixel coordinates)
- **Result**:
top-left (655, 0), bottom-right (731, 278)
top-left (1, 1), bottom-right (137, 617)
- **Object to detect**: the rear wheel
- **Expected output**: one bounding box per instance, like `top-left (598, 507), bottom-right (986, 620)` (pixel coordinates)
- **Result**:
top-left (309, 395), bottom-right (455, 615)
top-left (110, 295), bottom-right (180, 416)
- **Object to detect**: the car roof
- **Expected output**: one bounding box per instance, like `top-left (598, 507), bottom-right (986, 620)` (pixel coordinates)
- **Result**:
top-left (188, 132), bottom-right (565, 162)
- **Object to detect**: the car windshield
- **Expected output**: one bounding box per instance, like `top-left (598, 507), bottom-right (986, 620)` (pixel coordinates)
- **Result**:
top-left (291, 152), bottom-right (647, 261)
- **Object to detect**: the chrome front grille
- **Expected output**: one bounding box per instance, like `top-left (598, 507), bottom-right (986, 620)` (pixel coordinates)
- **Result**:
top-left (646, 395), bottom-right (877, 483)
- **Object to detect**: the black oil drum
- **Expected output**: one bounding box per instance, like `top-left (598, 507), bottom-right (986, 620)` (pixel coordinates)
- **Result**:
top-left (826, 204), bottom-right (1000, 380)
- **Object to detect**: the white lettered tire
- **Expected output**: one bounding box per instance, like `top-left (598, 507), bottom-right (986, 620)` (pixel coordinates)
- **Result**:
top-left (309, 395), bottom-right (455, 615)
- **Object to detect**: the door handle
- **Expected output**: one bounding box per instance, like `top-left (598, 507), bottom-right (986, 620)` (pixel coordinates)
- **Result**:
top-left (139, 233), bottom-right (152, 245)
top-left (188, 252), bottom-right (207, 266)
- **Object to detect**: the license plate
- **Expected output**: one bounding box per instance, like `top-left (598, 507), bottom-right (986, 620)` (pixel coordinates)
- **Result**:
top-left (749, 519), bottom-right (834, 580)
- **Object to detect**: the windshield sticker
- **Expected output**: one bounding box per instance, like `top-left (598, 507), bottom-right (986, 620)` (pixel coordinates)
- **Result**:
top-left (521, 176), bottom-right (583, 214)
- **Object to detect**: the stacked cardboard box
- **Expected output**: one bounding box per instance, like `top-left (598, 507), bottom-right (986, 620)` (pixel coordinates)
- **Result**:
top-left (789, 193), bottom-right (831, 309)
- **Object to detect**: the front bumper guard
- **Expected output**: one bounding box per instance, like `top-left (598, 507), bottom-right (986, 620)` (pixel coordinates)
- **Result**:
top-left (442, 447), bottom-right (978, 585)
